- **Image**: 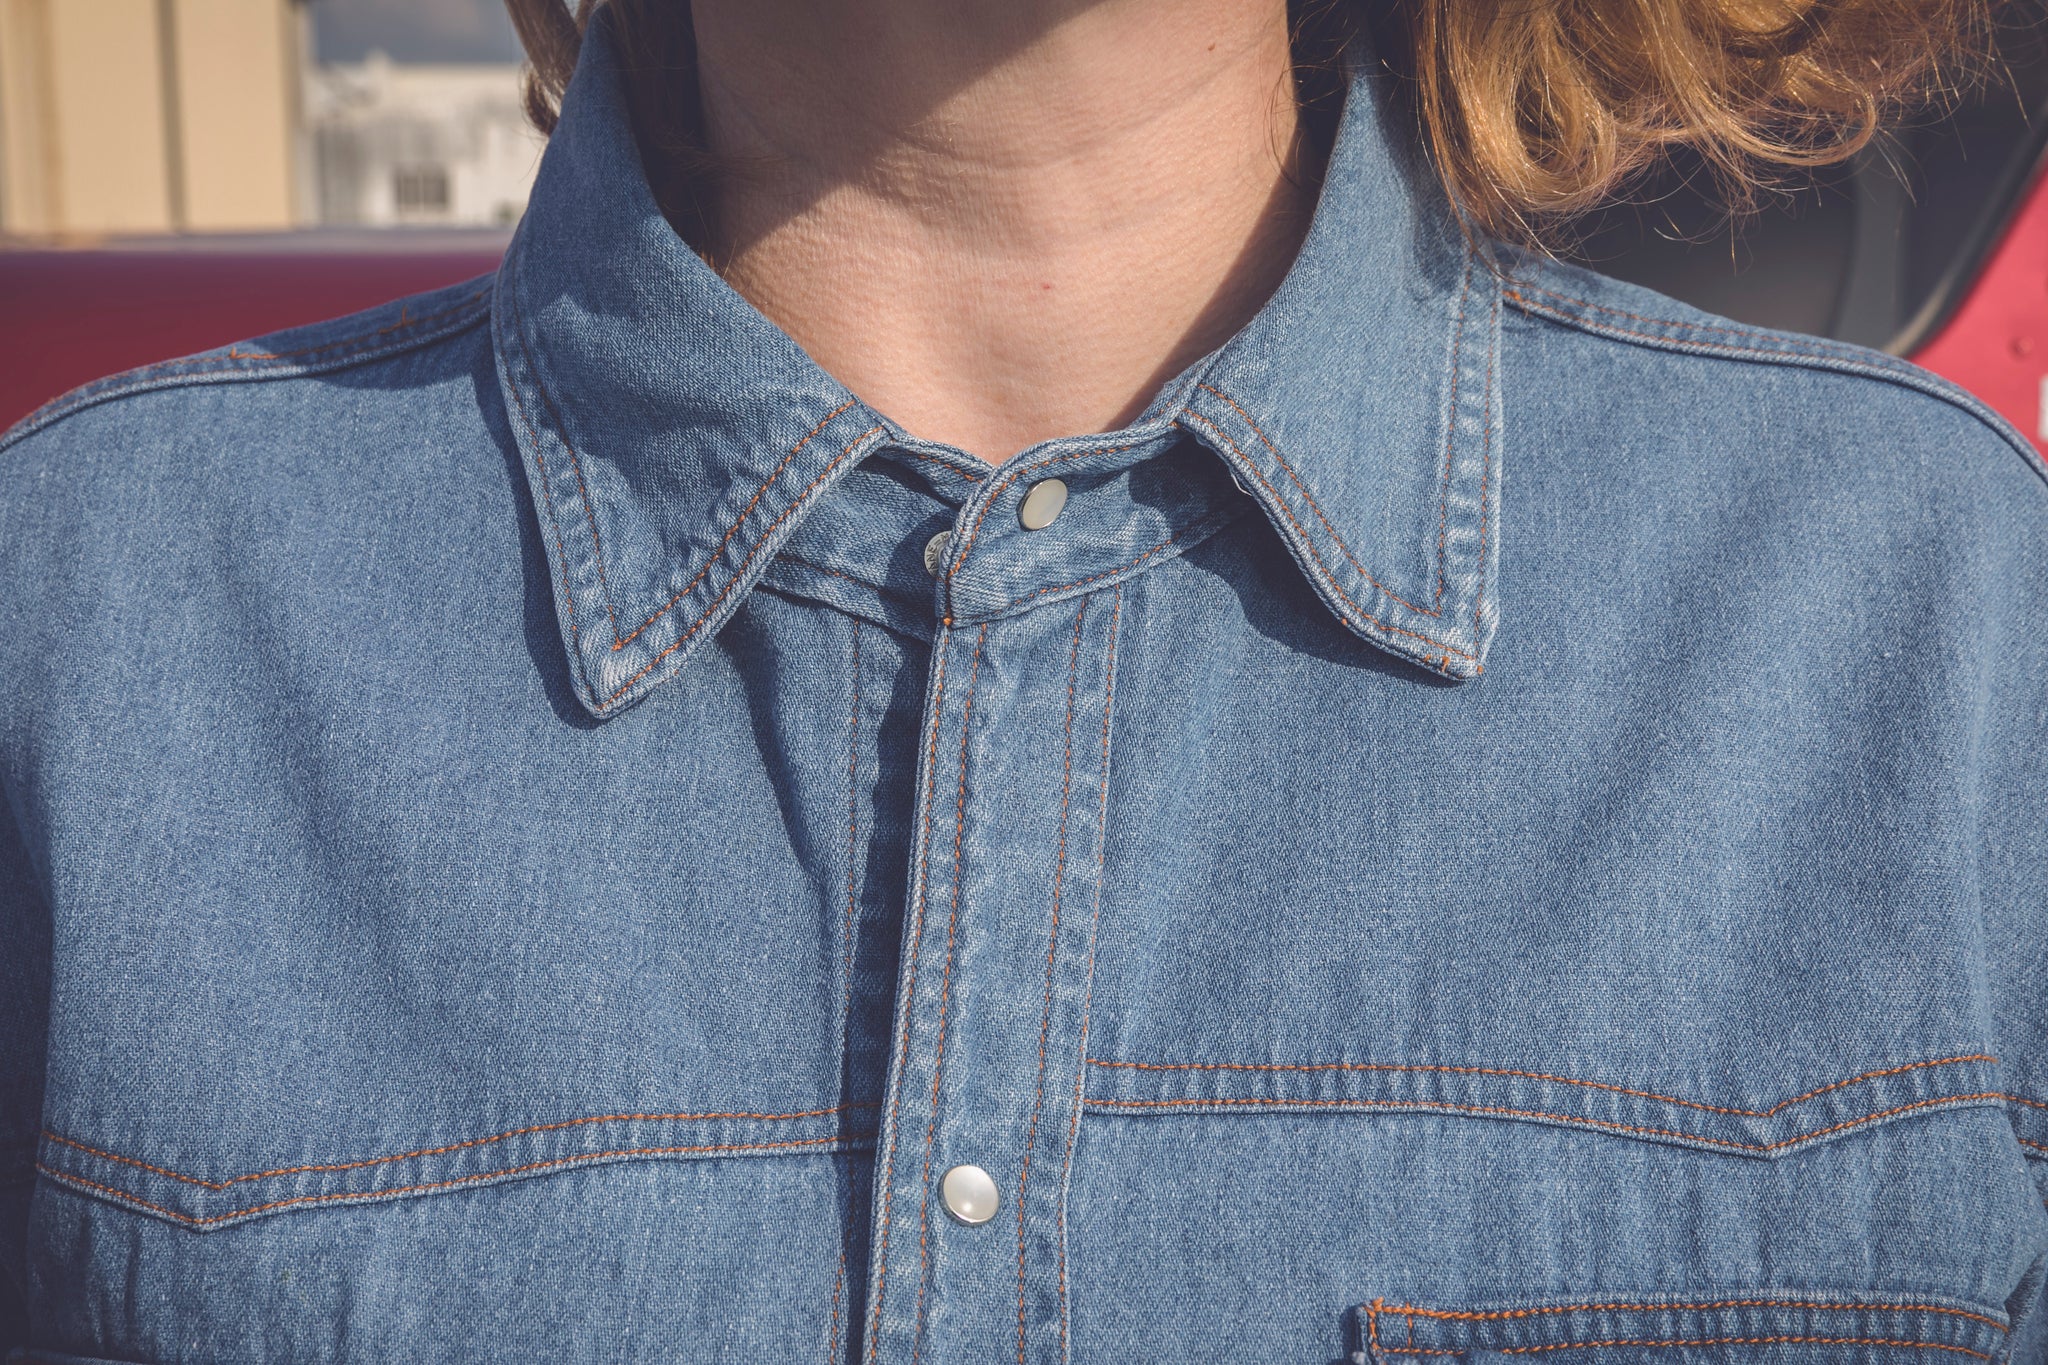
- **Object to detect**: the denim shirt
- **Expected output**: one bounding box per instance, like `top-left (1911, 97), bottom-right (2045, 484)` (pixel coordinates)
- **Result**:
top-left (5, 17), bottom-right (2048, 1365)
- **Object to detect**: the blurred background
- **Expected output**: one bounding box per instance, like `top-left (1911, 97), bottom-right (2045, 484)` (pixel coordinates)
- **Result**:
top-left (0, 0), bottom-right (535, 237)
top-left (0, 0), bottom-right (2044, 448)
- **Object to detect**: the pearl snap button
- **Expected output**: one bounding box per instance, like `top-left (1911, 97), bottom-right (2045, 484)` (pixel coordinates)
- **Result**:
top-left (941, 1163), bottom-right (999, 1225)
top-left (1018, 479), bottom-right (1067, 530)
top-left (923, 530), bottom-right (952, 576)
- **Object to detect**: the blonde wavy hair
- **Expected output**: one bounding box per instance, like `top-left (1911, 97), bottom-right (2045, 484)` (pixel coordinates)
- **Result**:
top-left (503, 0), bottom-right (1990, 245)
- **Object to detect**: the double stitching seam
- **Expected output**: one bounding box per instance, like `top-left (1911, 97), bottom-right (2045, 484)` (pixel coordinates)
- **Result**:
top-left (221, 294), bottom-right (490, 362)
top-left (909, 625), bottom-right (988, 1365)
top-left (3, 288), bottom-right (492, 452)
top-left (1363, 1298), bottom-right (2005, 1364)
top-left (941, 442), bottom-right (1149, 594)
top-left (1018, 601), bottom-right (1089, 1365)
top-left (1195, 386), bottom-right (1446, 621)
top-left (1431, 252), bottom-right (1475, 612)
top-left (825, 1248), bottom-right (849, 1365)
top-left (1176, 408), bottom-right (1477, 666)
top-left (37, 1135), bottom-right (863, 1228)
top-left (999, 534), bottom-right (1181, 614)
top-left (1474, 284), bottom-right (1500, 638)
top-left (1082, 1054), bottom-right (1994, 1119)
top-left (1085, 1093), bottom-right (2005, 1152)
top-left (507, 260), bottom-right (623, 640)
top-left (600, 425), bottom-right (885, 708)
top-left (866, 619), bottom-right (959, 1365)
top-left (843, 620), bottom-right (862, 1039)
top-left (1380, 1300), bottom-right (2006, 1332)
top-left (497, 300), bottom-right (601, 701)
top-left (1501, 277), bottom-right (2048, 481)
top-left (610, 401), bottom-right (861, 655)
top-left (41, 1106), bottom-right (875, 1190)
top-left (1058, 584), bottom-right (1123, 1361)
top-left (1504, 279), bottom-right (1907, 362)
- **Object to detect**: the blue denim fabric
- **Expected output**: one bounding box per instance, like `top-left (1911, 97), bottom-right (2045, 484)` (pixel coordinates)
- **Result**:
top-left (4, 14), bottom-right (2048, 1365)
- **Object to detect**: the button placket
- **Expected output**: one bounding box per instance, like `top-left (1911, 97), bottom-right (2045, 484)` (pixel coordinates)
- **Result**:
top-left (862, 590), bottom-right (1125, 1365)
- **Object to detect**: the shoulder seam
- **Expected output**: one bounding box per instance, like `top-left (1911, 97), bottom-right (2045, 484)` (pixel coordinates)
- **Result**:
top-left (0, 280), bottom-right (494, 456)
top-left (1500, 267), bottom-right (2048, 491)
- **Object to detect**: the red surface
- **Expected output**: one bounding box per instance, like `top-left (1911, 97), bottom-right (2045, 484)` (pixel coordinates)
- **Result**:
top-left (1909, 157), bottom-right (2048, 457)
top-left (0, 246), bottom-right (503, 433)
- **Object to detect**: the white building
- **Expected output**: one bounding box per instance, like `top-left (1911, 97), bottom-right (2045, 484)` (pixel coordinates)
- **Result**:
top-left (305, 53), bottom-right (542, 228)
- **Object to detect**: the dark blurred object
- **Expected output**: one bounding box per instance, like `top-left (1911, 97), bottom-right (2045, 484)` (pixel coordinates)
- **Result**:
top-left (1564, 7), bottom-right (2048, 353)
top-left (0, 230), bottom-right (506, 432)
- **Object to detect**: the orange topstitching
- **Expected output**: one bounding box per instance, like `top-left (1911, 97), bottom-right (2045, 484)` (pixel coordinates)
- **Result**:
top-left (908, 624), bottom-right (988, 1365)
top-left (601, 425), bottom-right (884, 707)
top-left (1379, 1298), bottom-right (2006, 1332)
top-left (1175, 407), bottom-right (1477, 667)
top-left (219, 291), bottom-right (491, 363)
top-left (609, 400), bottom-right (860, 654)
top-left (865, 615), bottom-right (959, 1365)
top-left (1083, 1092), bottom-right (2005, 1153)
top-left (42, 1103), bottom-right (875, 1191)
top-left (1017, 601), bottom-right (1090, 1365)
top-left (1057, 585), bottom-right (1124, 1360)
top-left (1082, 1054), bottom-right (1994, 1120)
top-left (1195, 384), bottom-right (1448, 620)
top-left (38, 1134), bottom-right (856, 1228)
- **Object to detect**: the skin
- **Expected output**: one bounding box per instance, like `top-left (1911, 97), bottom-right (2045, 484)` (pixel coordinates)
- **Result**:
top-left (691, 0), bottom-right (1321, 464)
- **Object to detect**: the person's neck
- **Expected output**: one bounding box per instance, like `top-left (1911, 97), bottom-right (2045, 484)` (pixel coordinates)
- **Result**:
top-left (691, 0), bottom-right (1321, 464)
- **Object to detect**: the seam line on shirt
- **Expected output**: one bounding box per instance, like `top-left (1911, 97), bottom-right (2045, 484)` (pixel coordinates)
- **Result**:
top-left (36, 1135), bottom-right (862, 1227)
top-left (1364, 1296), bottom-right (2008, 1364)
top-left (507, 261), bottom-right (624, 642)
top-left (824, 1247), bottom-right (848, 1365)
top-left (1082, 1054), bottom-right (1994, 1118)
top-left (1193, 386), bottom-right (1451, 622)
top-left (867, 619), bottom-right (958, 1365)
top-left (600, 425), bottom-right (884, 708)
top-left (1059, 584), bottom-right (1123, 1360)
top-left (1175, 408), bottom-right (1477, 666)
top-left (609, 400), bottom-right (860, 655)
top-left (1378, 1300), bottom-right (2007, 1331)
top-left (1474, 284), bottom-right (1500, 638)
top-left (843, 619), bottom-right (862, 1040)
top-left (909, 624), bottom-right (988, 1365)
top-left (40, 1104), bottom-right (876, 1190)
top-left (1084, 1093), bottom-right (2004, 1152)
top-left (1016, 601), bottom-right (1089, 1365)
top-left (1433, 252), bottom-right (1474, 612)
top-left (1379, 1336), bottom-right (1990, 1361)
top-left (940, 442), bottom-right (1149, 594)
top-left (1500, 279), bottom-right (2047, 484)
top-left (498, 294), bottom-right (601, 701)
top-left (2, 286), bottom-right (492, 453)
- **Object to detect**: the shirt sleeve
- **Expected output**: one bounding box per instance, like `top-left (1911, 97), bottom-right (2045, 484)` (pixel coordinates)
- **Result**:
top-left (0, 800), bottom-right (49, 1351)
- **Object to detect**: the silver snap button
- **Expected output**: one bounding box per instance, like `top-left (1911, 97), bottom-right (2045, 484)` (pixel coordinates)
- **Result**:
top-left (923, 530), bottom-right (952, 577)
top-left (1018, 479), bottom-right (1067, 531)
top-left (941, 1163), bottom-right (999, 1225)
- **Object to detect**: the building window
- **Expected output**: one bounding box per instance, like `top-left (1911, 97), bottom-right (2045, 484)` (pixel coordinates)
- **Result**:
top-left (392, 165), bottom-right (450, 214)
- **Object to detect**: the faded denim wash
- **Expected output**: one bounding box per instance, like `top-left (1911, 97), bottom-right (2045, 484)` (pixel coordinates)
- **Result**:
top-left (4, 14), bottom-right (2048, 1365)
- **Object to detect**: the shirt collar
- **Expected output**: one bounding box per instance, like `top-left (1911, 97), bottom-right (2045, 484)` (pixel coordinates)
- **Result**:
top-left (493, 15), bottom-right (1503, 719)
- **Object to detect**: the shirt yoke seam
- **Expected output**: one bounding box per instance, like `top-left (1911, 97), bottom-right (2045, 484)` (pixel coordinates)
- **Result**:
top-left (0, 284), bottom-right (495, 457)
top-left (1499, 270), bottom-right (2048, 491)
